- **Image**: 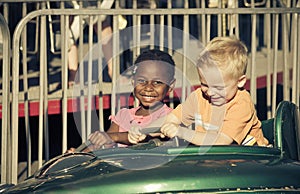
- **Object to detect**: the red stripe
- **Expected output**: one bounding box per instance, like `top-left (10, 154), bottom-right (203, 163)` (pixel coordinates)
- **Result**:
top-left (0, 71), bottom-right (289, 118)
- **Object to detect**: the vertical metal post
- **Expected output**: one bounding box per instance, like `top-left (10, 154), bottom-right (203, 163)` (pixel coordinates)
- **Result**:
top-left (97, 1), bottom-right (104, 132)
top-left (111, 2), bottom-right (120, 115)
top-left (217, 1), bottom-right (222, 37)
top-left (115, 0), bottom-right (121, 112)
top-left (201, 0), bottom-right (206, 44)
top-left (132, 0), bottom-right (138, 64)
top-left (235, 0), bottom-right (240, 39)
top-left (42, 2), bottom-right (49, 163)
top-left (3, 3), bottom-right (9, 23)
top-left (282, 13), bottom-right (289, 101)
top-left (167, 0), bottom-right (174, 109)
top-left (159, 10), bottom-right (164, 51)
top-left (21, 2), bottom-right (32, 177)
top-left (150, 0), bottom-right (155, 49)
top-left (291, 9), bottom-right (300, 104)
top-left (87, 16), bottom-right (93, 137)
top-left (250, 0), bottom-right (257, 105)
top-left (181, 0), bottom-right (189, 102)
top-left (11, 9), bottom-right (22, 186)
top-left (132, 0), bottom-right (139, 108)
top-left (0, 13), bottom-right (11, 184)
top-left (78, 1), bottom-right (86, 141)
top-left (272, 14), bottom-right (279, 116)
top-left (265, 1), bottom-right (272, 119)
top-left (61, 1), bottom-right (69, 153)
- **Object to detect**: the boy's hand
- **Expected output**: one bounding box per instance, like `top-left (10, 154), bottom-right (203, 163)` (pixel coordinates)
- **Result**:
top-left (128, 126), bottom-right (146, 144)
top-left (160, 123), bottom-right (179, 138)
top-left (88, 131), bottom-right (114, 150)
top-left (65, 147), bottom-right (76, 153)
top-left (160, 113), bottom-right (181, 138)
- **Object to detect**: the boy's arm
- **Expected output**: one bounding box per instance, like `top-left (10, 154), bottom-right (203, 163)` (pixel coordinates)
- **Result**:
top-left (127, 116), bottom-right (168, 144)
top-left (108, 132), bottom-right (131, 145)
top-left (176, 127), bottom-right (233, 145)
top-left (161, 113), bottom-right (233, 145)
top-left (105, 122), bottom-right (133, 144)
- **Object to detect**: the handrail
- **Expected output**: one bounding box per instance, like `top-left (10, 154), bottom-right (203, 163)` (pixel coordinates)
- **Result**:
top-left (0, 13), bottom-right (11, 184)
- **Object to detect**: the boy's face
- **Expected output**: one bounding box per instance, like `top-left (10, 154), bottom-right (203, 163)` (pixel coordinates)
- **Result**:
top-left (133, 61), bottom-right (174, 109)
top-left (197, 66), bottom-right (241, 106)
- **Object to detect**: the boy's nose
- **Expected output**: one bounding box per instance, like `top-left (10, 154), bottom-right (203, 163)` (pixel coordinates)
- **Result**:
top-left (144, 82), bottom-right (154, 90)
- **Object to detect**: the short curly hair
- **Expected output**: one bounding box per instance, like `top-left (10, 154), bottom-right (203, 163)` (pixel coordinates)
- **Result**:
top-left (197, 36), bottom-right (248, 80)
top-left (133, 49), bottom-right (176, 82)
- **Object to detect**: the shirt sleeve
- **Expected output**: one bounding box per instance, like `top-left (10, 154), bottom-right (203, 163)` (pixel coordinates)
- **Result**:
top-left (109, 108), bottom-right (133, 132)
top-left (172, 89), bottom-right (200, 127)
top-left (220, 91), bottom-right (267, 145)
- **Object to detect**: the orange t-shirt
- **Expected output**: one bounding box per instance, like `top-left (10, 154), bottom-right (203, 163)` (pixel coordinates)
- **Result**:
top-left (172, 88), bottom-right (268, 145)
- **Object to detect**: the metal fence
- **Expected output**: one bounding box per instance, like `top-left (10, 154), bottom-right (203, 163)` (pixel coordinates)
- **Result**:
top-left (0, 0), bottom-right (299, 184)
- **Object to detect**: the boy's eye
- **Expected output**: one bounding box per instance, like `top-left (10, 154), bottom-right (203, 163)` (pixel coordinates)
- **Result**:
top-left (200, 83), bottom-right (208, 88)
top-left (136, 79), bottom-right (146, 84)
top-left (214, 86), bottom-right (225, 90)
top-left (152, 81), bottom-right (164, 85)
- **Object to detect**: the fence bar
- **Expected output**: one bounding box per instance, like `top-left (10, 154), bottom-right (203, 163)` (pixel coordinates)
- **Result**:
top-left (97, 1), bottom-right (104, 132)
top-left (21, 2), bottom-right (32, 176)
top-left (181, 0), bottom-right (189, 102)
top-left (0, 13), bottom-right (11, 184)
top-left (11, 13), bottom-right (21, 187)
top-left (297, 8), bottom-right (300, 107)
top-left (235, 0), bottom-right (240, 40)
top-left (167, 0), bottom-right (174, 108)
top-left (38, 2), bottom-right (47, 168)
top-left (250, 1), bottom-right (257, 105)
top-left (86, 16), bottom-right (93, 137)
top-left (200, 0), bottom-right (206, 44)
top-left (42, 2), bottom-right (49, 162)
top-left (217, 1), bottom-right (222, 36)
top-left (149, 0), bottom-right (155, 49)
top-left (61, 11), bottom-right (69, 153)
top-left (282, 13), bottom-right (289, 102)
top-left (78, 1), bottom-right (86, 141)
top-left (110, 13), bottom-right (118, 116)
top-left (291, 11), bottom-right (298, 105)
top-left (272, 14), bottom-right (279, 116)
top-left (266, 1), bottom-right (272, 119)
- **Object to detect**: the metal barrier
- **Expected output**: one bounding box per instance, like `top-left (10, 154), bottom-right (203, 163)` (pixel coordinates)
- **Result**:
top-left (0, 0), bottom-right (299, 184)
top-left (0, 12), bottom-right (11, 184)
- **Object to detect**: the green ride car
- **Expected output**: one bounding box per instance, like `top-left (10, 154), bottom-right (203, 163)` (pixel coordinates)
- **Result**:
top-left (1, 101), bottom-right (299, 193)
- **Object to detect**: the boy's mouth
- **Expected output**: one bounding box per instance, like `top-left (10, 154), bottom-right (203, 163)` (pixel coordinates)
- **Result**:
top-left (141, 95), bottom-right (157, 101)
top-left (210, 97), bottom-right (226, 105)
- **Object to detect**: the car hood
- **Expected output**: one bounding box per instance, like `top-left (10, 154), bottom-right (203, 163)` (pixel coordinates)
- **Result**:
top-left (3, 145), bottom-right (300, 193)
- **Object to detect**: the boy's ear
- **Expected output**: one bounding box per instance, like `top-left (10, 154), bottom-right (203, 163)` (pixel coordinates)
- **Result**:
top-left (168, 79), bottom-right (176, 92)
top-left (237, 75), bottom-right (247, 88)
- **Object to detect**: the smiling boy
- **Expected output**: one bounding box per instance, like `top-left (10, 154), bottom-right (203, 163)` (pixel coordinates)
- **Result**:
top-left (161, 36), bottom-right (269, 146)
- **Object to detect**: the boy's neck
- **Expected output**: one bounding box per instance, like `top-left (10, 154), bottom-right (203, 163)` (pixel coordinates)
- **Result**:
top-left (136, 103), bottom-right (164, 116)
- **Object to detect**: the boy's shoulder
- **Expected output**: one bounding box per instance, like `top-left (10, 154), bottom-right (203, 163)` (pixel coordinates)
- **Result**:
top-left (230, 89), bottom-right (254, 108)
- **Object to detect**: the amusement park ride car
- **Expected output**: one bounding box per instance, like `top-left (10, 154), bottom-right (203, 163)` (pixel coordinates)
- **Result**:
top-left (1, 101), bottom-right (300, 193)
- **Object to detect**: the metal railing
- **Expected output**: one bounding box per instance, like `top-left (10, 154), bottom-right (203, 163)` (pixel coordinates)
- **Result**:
top-left (0, 0), bottom-right (299, 184)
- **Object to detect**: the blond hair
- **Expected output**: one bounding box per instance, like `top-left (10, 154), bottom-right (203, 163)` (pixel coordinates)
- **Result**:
top-left (197, 36), bottom-right (248, 80)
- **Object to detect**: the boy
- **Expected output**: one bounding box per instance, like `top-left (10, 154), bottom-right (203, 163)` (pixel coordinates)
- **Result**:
top-left (86, 49), bottom-right (176, 149)
top-left (160, 36), bottom-right (269, 146)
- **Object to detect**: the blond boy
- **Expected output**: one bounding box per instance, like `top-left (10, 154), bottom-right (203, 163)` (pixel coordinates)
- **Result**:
top-left (161, 36), bottom-right (269, 146)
